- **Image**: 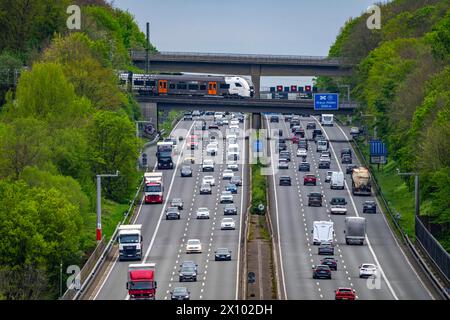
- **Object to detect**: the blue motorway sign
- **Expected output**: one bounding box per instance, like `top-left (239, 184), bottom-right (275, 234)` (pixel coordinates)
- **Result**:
top-left (370, 140), bottom-right (388, 164)
top-left (253, 140), bottom-right (263, 152)
top-left (314, 93), bottom-right (339, 110)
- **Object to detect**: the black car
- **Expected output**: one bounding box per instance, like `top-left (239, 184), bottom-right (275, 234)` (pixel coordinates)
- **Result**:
top-left (166, 207), bottom-right (180, 220)
top-left (312, 129), bottom-right (322, 139)
top-left (312, 265), bottom-right (332, 279)
top-left (318, 160), bottom-right (330, 169)
top-left (280, 151), bottom-right (291, 162)
top-left (298, 162), bottom-right (310, 172)
top-left (180, 165), bottom-right (193, 177)
top-left (279, 176), bottom-right (292, 186)
top-left (224, 204), bottom-right (238, 215)
top-left (341, 155), bottom-right (352, 164)
top-left (170, 198), bottom-right (184, 210)
top-left (330, 197), bottom-right (347, 206)
top-left (306, 122), bottom-right (316, 130)
top-left (270, 115), bottom-right (279, 123)
top-left (308, 193), bottom-right (323, 207)
top-left (215, 248), bottom-right (232, 261)
top-left (363, 200), bottom-right (377, 213)
top-left (170, 287), bottom-right (190, 300)
top-left (346, 164), bottom-right (358, 174)
top-left (318, 242), bottom-right (334, 255)
top-left (230, 176), bottom-right (242, 186)
top-left (341, 148), bottom-right (352, 158)
top-left (179, 266), bottom-right (197, 282)
top-left (277, 142), bottom-right (287, 151)
top-left (320, 257), bottom-right (338, 271)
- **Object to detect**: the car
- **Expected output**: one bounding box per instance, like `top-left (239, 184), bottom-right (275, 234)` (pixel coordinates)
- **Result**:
top-left (341, 148), bottom-right (352, 158)
top-left (303, 174), bottom-right (317, 186)
top-left (320, 257), bottom-right (338, 271)
top-left (170, 287), bottom-right (190, 300)
top-left (298, 161), bottom-right (310, 172)
top-left (183, 155), bottom-right (195, 164)
top-left (180, 260), bottom-right (198, 272)
top-left (306, 122), bottom-right (316, 129)
top-left (208, 123), bottom-right (219, 129)
top-left (214, 248), bottom-right (232, 261)
top-left (222, 118), bottom-right (229, 125)
top-left (319, 154), bottom-right (331, 162)
top-left (330, 205), bottom-right (347, 215)
top-left (196, 207), bottom-right (210, 219)
top-left (180, 165), bottom-right (193, 177)
top-left (166, 207), bottom-right (180, 220)
top-left (220, 217), bottom-right (236, 230)
top-left (186, 239), bottom-right (202, 253)
top-left (220, 191), bottom-right (234, 203)
top-left (206, 144), bottom-right (218, 156)
top-left (277, 142), bottom-right (287, 151)
top-left (363, 200), bottom-right (377, 213)
top-left (350, 127), bottom-right (360, 135)
top-left (270, 115), bottom-right (279, 123)
top-left (225, 183), bottom-right (238, 194)
top-left (296, 148), bottom-right (308, 157)
top-left (314, 135), bottom-right (326, 143)
top-left (330, 197), bottom-right (347, 205)
top-left (312, 129), bottom-right (322, 139)
top-left (341, 154), bottom-right (352, 164)
top-left (312, 265), bottom-right (332, 279)
top-left (284, 114), bottom-right (293, 122)
top-left (170, 198), bottom-right (184, 210)
top-left (318, 242), bottom-right (334, 255)
top-left (222, 169), bottom-right (234, 180)
top-left (199, 183), bottom-right (212, 194)
top-left (308, 193), bottom-right (323, 206)
top-left (346, 164), bottom-right (358, 174)
top-left (279, 151), bottom-right (291, 162)
top-left (318, 160), bottom-right (330, 169)
top-left (179, 265), bottom-right (197, 282)
top-left (291, 125), bottom-right (301, 133)
top-left (359, 263), bottom-right (378, 278)
top-left (227, 161), bottom-right (239, 171)
top-left (294, 128), bottom-right (305, 138)
top-left (183, 113), bottom-right (193, 121)
top-left (325, 171), bottom-right (333, 183)
top-left (321, 151), bottom-right (332, 159)
top-left (202, 175), bottom-right (215, 186)
top-left (202, 159), bottom-right (215, 172)
top-left (224, 204), bottom-right (238, 215)
top-left (230, 176), bottom-right (242, 186)
top-left (335, 287), bottom-right (356, 300)
top-left (279, 176), bottom-right (292, 186)
top-left (298, 138), bottom-right (308, 150)
top-left (278, 159), bottom-right (289, 169)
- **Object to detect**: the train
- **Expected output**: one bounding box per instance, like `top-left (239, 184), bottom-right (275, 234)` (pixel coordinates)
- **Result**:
top-left (119, 72), bottom-right (254, 98)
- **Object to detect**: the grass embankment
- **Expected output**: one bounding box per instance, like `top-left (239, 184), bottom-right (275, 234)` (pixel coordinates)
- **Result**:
top-left (159, 110), bottom-right (184, 138)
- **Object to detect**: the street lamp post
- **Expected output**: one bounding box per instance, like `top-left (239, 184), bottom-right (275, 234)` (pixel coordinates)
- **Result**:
top-left (96, 171), bottom-right (120, 241)
top-left (397, 169), bottom-right (420, 217)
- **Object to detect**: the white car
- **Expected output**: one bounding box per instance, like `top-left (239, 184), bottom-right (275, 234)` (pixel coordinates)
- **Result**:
top-left (359, 263), bottom-right (378, 278)
top-left (196, 207), bottom-right (210, 219)
top-left (223, 170), bottom-right (234, 180)
top-left (186, 239), bottom-right (202, 253)
top-left (220, 191), bottom-right (234, 203)
top-left (202, 175), bottom-right (215, 186)
top-left (350, 127), bottom-right (360, 135)
top-left (297, 148), bottom-right (308, 157)
top-left (220, 218), bottom-right (236, 230)
top-left (319, 154), bottom-right (331, 162)
top-left (222, 119), bottom-right (229, 125)
top-left (206, 144), bottom-right (218, 156)
top-left (230, 120), bottom-right (239, 126)
top-left (202, 159), bottom-right (215, 172)
top-left (330, 205), bottom-right (347, 215)
top-left (229, 124), bottom-right (239, 130)
top-left (227, 161), bottom-right (239, 171)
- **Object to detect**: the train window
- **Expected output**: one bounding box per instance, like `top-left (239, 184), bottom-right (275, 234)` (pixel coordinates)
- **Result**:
top-left (188, 84), bottom-right (199, 90)
top-left (134, 80), bottom-right (144, 86)
top-left (169, 83), bottom-right (176, 89)
top-left (149, 80), bottom-right (156, 86)
top-left (177, 83), bottom-right (187, 90)
top-left (200, 85), bottom-right (206, 90)
top-left (220, 84), bottom-right (230, 89)
top-left (235, 83), bottom-right (242, 87)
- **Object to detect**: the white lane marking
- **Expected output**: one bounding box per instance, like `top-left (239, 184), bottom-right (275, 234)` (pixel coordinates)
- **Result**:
top-left (315, 118), bottom-right (399, 300)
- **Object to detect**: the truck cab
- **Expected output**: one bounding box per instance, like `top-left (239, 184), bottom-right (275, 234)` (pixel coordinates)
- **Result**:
top-left (312, 221), bottom-right (334, 245)
top-left (321, 114), bottom-right (334, 126)
top-left (127, 263), bottom-right (157, 300)
top-left (156, 141), bottom-right (174, 169)
top-left (144, 172), bottom-right (164, 204)
top-left (118, 225), bottom-right (143, 261)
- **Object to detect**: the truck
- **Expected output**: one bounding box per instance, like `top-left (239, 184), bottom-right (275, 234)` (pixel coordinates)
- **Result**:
top-left (118, 225), bottom-right (143, 261)
top-left (144, 172), bottom-right (164, 204)
top-left (344, 217), bottom-right (366, 245)
top-left (321, 114), bottom-right (334, 126)
top-left (126, 263), bottom-right (157, 300)
top-left (351, 167), bottom-right (372, 195)
top-left (156, 141), bottom-right (174, 169)
top-left (312, 221), bottom-right (334, 245)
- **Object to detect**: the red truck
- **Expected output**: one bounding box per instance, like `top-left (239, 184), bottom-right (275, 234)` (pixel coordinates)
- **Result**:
top-left (127, 263), bottom-right (157, 300)
top-left (144, 172), bottom-right (163, 204)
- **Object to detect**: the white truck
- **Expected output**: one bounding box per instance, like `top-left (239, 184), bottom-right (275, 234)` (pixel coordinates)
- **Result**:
top-left (118, 224), bottom-right (143, 261)
top-left (321, 114), bottom-right (334, 126)
top-left (330, 171), bottom-right (345, 190)
top-left (344, 217), bottom-right (366, 245)
top-left (312, 221), bottom-right (334, 245)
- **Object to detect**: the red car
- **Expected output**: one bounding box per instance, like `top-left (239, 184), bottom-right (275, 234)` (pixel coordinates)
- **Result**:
top-left (335, 287), bottom-right (356, 300)
top-left (303, 174), bottom-right (317, 186)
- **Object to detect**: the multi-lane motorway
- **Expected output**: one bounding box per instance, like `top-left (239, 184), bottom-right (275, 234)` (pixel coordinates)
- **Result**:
top-left (266, 114), bottom-right (435, 300)
top-left (91, 113), bottom-right (248, 300)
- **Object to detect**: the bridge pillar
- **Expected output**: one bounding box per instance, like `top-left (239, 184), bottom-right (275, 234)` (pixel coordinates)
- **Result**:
top-left (139, 102), bottom-right (159, 133)
top-left (252, 113), bottom-right (261, 130)
top-left (250, 65), bottom-right (261, 99)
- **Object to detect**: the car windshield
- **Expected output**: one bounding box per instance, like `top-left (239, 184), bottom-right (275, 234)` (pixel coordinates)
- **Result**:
top-left (182, 166), bottom-right (191, 171)
top-left (129, 281), bottom-right (154, 290)
top-left (362, 264), bottom-right (375, 268)
top-left (188, 240), bottom-right (200, 245)
top-left (145, 185), bottom-right (162, 192)
top-left (173, 287), bottom-right (188, 294)
top-left (223, 218), bottom-right (233, 223)
top-left (119, 234), bottom-right (139, 243)
top-left (181, 266), bottom-right (195, 273)
top-left (217, 248), bottom-right (229, 254)
top-left (339, 289), bottom-right (352, 293)
top-left (172, 199), bottom-right (182, 203)
top-left (198, 208), bottom-right (208, 212)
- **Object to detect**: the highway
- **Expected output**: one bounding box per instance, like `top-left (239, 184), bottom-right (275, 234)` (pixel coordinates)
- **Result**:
top-left (266, 114), bottom-right (434, 300)
top-left (91, 113), bottom-right (248, 300)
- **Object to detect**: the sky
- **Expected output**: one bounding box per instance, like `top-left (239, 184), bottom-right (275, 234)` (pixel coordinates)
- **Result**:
top-left (110, 0), bottom-right (383, 87)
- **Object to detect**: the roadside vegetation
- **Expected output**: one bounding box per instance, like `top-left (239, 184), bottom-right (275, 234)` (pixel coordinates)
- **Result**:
top-left (0, 0), bottom-right (156, 299)
top-left (316, 0), bottom-right (450, 251)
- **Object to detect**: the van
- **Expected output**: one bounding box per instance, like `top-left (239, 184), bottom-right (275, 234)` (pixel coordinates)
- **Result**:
top-left (331, 172), bottom-right (344, 190)
top-left (316, 140), bottom-right (329, 152)
top-left (312, 221), bottom-right (334, 245)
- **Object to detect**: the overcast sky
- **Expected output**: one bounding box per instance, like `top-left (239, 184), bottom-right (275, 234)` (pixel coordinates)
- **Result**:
top-left (110, 0), bottom-right (384, 87)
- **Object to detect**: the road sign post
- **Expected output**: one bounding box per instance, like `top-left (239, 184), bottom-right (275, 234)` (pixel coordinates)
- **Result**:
top-left (370, 140), bottom-right (388, 169)
top-left (314, 93), bottom-right (339, 111)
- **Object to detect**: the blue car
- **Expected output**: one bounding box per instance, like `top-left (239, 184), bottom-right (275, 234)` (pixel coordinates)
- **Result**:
top-left (225, 183), bottom-right (238, 194)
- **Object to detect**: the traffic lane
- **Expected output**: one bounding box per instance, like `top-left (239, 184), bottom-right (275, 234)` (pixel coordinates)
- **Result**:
top-left (321, 124), bottom-right (432, 299)
top-left (94, 120), bottom-right (194, 300)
